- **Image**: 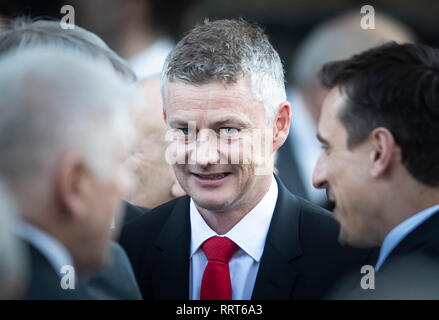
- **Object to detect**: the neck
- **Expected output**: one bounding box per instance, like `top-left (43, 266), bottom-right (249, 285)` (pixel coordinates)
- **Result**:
top-left (196, 175), bottom-right (273, 235)
top-left (378, 180), bottom-right (439, 243)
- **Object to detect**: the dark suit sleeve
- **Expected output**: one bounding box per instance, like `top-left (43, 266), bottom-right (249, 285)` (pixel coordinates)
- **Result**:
top-left (77, 242), bottom-right (142, 299)
top-left (122, 201), bottom-right (150, 225)
top-left (24, 243), bottom-right (83, 300)
top-left (118, 199), bottom-right (180, 299)
top-left (293, 198), bottom-right (376, 299)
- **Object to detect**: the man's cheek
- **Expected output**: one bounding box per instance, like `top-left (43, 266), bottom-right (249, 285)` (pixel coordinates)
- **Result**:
top-left (218, 139), bottom-right (244, 165)
top-left (249, 129), bottom-right (273, 175)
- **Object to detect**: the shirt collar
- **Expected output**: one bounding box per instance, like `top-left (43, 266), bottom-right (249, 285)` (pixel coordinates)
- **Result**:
top-left (190, 175), bottom-right (278, 262)
top-left (13, 221), bottom-right (74, 278)
top-left (375, 203), bottom-right (439, 271)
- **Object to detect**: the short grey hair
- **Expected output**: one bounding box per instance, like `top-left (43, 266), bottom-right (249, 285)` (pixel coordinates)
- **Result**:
top-left (0, 17), bottom-right (136, 82)
top-left (0, 47), bottom-right (138, 189)
top-left (161, 19), bottom-right (286, 121)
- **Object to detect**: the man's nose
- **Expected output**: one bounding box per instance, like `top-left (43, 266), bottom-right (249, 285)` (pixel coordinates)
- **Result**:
top-left (190, 129), bottom-right (219, 167)
top-left (312, 155), bottom-right (328, 189)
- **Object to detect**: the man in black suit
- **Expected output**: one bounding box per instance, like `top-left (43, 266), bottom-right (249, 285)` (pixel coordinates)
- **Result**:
top-left (0, 18), bottom-right (143, 300)
top-left (123, 201), bottom-right (149, 225)
top-left (0, 46), bottom-right (139, 299)
top-left (120, 19), bottom-right (373, 300)
top-left (313, 42), bottom-right (439, 298)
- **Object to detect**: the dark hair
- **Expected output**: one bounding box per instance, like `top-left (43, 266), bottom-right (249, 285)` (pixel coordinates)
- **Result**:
top-left (319, 41), bottom-right (439, 187)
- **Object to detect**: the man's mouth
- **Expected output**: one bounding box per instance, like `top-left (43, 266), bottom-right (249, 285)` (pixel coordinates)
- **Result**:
top-left (326, 188), bottom-right (337, 210)
top-left (190, 172), bottom-right (232, 187)
top-left (192, 173), bottom-right (231, 180)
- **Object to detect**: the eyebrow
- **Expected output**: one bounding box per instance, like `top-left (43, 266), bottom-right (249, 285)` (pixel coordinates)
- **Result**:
top-left (168, 119), bottom-right (189, 127)
top-left (211, 118), bottom-right (250, 128)
top-left (168, 116), bottom-right (252, 128)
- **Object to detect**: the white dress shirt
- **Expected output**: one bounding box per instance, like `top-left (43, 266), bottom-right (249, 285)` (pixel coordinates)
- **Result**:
top-left (375, 204), bottom-right (439, 271)
top-left (13, 221), bottom-right (74, 278)
top-left (189, 175), bottom-right (278, 300)
top-left (288, 89), bottom-right (326, 204)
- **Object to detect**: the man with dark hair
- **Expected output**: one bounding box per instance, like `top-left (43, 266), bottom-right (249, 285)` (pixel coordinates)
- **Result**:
top-left (120, 18), bottom-right (372, 300)
top-left (276, 11), bottom-right (414, 209)
top-left (313, 42), bottom-right (439, 298)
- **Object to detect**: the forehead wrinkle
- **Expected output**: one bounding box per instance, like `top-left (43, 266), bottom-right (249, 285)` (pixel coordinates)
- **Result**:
top-left (167, 79), bottom-right (256, 107)
top-left (169, 92), bottom-right (252, 111)
top-left (168, 108), bottom-right (253, 128)
top-left (166, 79), bottom-right (265, 130)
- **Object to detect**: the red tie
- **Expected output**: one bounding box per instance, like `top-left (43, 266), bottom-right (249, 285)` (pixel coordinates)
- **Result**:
top-left (200, 236), bottom-right (239, 300)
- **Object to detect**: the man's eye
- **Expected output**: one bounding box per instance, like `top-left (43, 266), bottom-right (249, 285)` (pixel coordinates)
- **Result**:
top-left (179, 128), bottom-right (189, 135)
top-left (220, 127), bottom-right (238, 136)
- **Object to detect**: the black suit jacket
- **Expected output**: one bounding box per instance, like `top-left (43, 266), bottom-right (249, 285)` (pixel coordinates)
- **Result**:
top-left (119, 177), bottom-right (373, 300)
top-left (77, 242), bottom-right (142, 300)
top-left (374, 210), bottom-right (439, 299)
top-left (334, 210), bottom-right (439, 299)
top-left (380, 210), bottom-right (439, 271)
top-left (24, 242), bottom-right (83, 300)
top-left (123, 201), bottom-right (149, 225)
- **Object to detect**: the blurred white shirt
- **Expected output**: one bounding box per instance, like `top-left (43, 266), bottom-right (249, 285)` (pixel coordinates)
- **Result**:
top-left (128, 38), bottom-right (174, 81)
top-left (289, 89), bottom-right (326, 204)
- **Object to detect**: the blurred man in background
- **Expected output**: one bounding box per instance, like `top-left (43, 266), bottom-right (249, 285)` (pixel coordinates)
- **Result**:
top-left (313, 42), bottom-right (439, 298)
top-left (0, 45), bottom-right (139, 299)
top-left (276, 11), bottom-right (415, 208)
top-left (122, 77), bottom-right (186, 209)
top-left (0, 18), bottom-right (143, 299)
top-left (71, 0), bottom-right (197, 80)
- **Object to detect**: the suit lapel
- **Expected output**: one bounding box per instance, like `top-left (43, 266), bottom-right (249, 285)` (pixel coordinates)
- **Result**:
top-left (252, 176), bottom-right (302, 300)
top-left (150, 178), bottom-right (305, 300)
top-left (152, 196), bottom-right (191, 299)
top-left (381, 210), bottom-right (439, 269)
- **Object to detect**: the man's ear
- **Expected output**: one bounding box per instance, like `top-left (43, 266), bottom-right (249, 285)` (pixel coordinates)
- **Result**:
top-left (272, 101), bottom-right (291, 152)
top-left (54, 152), bottom-right (92, 221)
top-left (369, 127), bottom-right (397, 178)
